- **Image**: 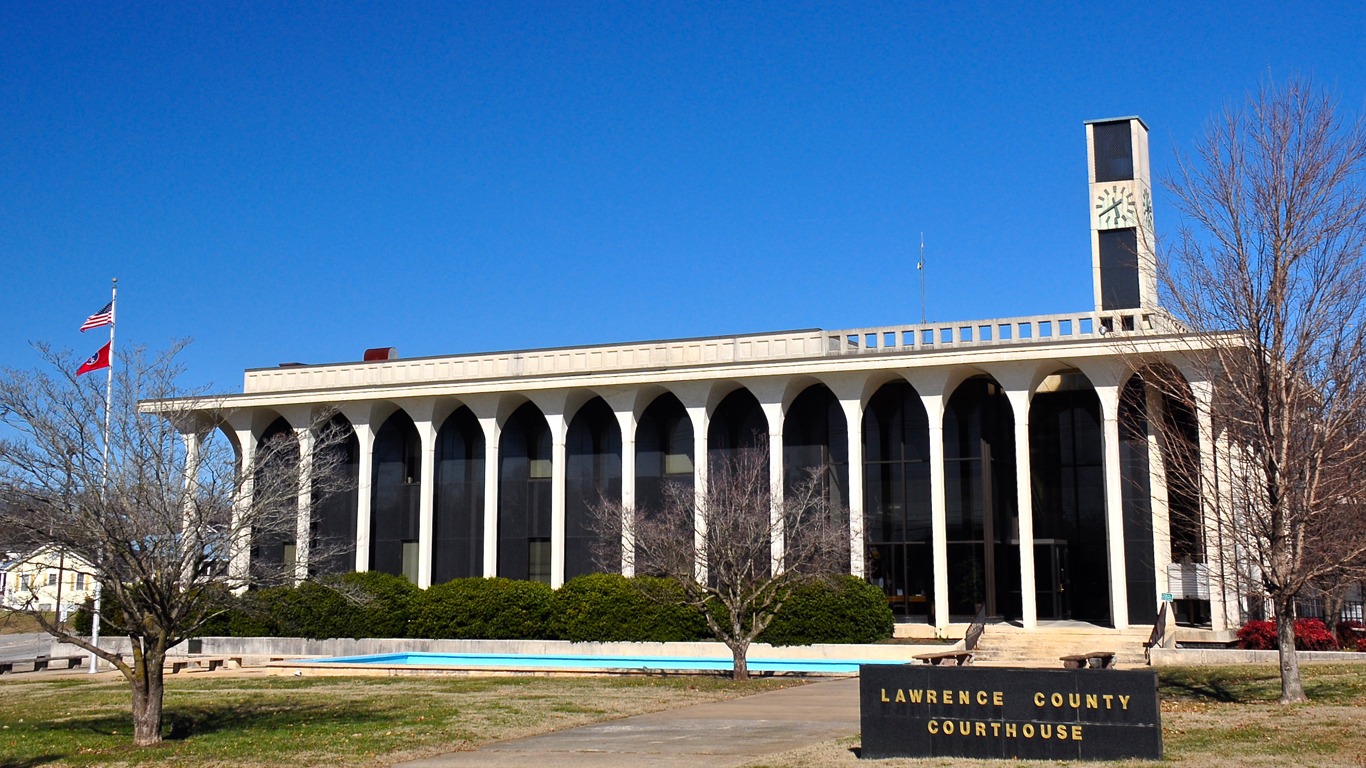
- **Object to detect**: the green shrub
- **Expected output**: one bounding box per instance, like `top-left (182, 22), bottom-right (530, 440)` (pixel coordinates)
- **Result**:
top-left (195, 571), bottom-right (418, 639)
top-left (409, 578), bottom-right (553, 639)
top-left (547, 574), bottom-right (709, 642)
top-left (758, 575), bottom-right (894, 646)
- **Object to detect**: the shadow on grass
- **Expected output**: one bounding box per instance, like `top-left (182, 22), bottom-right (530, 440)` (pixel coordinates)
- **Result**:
top-left (0, 757), bottom-right (64, 768)
top-left (21, 699), bottom-right (395, 743)
top-left (1160, 676), bottom-right (1244, 703)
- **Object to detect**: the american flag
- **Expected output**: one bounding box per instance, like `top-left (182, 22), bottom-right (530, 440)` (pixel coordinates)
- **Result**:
top-left (80, 302), bottom-right (113, 332)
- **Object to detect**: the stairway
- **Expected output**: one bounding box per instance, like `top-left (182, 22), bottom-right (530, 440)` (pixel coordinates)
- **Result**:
top-left (969, 623), bottom-right (1152, 668)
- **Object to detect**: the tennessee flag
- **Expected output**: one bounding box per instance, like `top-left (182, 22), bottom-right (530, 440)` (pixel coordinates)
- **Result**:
top-left (77, 342), bottom-right (111, 376)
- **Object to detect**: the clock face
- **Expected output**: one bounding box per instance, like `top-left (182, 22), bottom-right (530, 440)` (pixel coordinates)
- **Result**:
top-left (1141, 187), bottom-right (1154, 231)
top-left (1095, 184), bottom-right (1137, 229)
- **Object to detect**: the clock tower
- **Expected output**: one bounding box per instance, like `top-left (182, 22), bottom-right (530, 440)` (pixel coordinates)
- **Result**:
top-left (1086, 116), bottom-right (1156, 312)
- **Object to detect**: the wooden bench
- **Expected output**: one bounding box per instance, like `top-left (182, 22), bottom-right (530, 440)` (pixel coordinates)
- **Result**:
top-left (913, 650), bottom-right (973, 666)
top-left (1061, 652), bottom-right (1116, 669)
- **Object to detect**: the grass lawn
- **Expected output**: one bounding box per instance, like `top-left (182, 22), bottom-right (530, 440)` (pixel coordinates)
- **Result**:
top-left (0, 671), bottom-right (798, 767)
top-left (748, 664), bottom-right (1366, 768)
top-left (0, 610), bottom-right (55, 634)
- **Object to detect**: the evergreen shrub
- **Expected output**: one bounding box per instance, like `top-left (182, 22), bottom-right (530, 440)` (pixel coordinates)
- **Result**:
top-left (547, 574), bottom-right (709, 642)
top-left (758, 575), bottom-right (894, 646)
top-left (409, 577), bottom-right (552, 639)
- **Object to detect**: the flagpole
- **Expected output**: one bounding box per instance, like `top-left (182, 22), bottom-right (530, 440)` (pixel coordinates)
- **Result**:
top-left (89, 278), bottom-right (115, 674)
top-left (918, 233), bottom-right (926, 325)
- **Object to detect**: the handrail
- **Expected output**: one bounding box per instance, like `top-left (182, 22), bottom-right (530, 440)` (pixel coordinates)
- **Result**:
top-left (964, 604), bottom-right (988, 652)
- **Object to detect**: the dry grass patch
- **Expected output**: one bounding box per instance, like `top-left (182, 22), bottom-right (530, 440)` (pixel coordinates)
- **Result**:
top-left (0, 672), bottom-right (800, 767)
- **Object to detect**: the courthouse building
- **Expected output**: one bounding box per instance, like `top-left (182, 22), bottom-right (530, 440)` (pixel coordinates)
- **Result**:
top-left (179, 117), bottom-right (1238, 634)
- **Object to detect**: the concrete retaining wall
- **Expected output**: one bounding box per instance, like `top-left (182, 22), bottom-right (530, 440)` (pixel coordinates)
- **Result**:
top-left (193, 636), bottom-right (942, 661)
top-left (1149, 648), bottom-right (1366, 666)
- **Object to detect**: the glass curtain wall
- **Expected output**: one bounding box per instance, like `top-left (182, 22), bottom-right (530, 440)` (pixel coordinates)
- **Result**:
top-left (371, 411), bottom-right (422, 582)
top-left (498, 402), bottom-right (553, 583)
top-left (310, 414), bottom-right (359, 576)
top-left (635, 393), bottom-right (694, 518)
top-left (944, 378), bottom-right (1019, 620)
top-left (863, 382), bottom-right (934, 620)
top-left (565, 397), bottom-right (622, 579)
top-left (784, 385), bottom-right (849, 567)
top-left (1119, 377), bottom-right (1157, 625)
top-left (433, 407), bottom-right (484, 584)
top-left (250, 417), bottom-right (299, 583)
top-left (1029, 373), bottom-right (1108, 624)
top-left (708, 389), bottom-right (769, 578)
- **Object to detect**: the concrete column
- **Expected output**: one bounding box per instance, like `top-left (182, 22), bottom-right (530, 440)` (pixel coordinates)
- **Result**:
top-left (1004, 389), bottom-right (1037, 629)
top-left (760, 401), bottom-right (785, 574)
top-left (1191, 379), bottom-right (1227, 631)
top-left (1146, 385), bottom-right (1172, 604)
top-left (181, 430), bottom-right (203, 534)
top-left (415, 418), bottom-right (438, 588)
top-left (230, 428), bottom-right (256, 589)
top-left (479, 416), bottom-right (501, 578)
top-left (548, 413), bottom-right (568, 588)
top-left (840, 398), bottom-right (866, 578)
top-left (614, 408), bottom-right (637, 576)
top-left (1097, 385), bottom-right (1131, 629)
top-left (294, 426), bottom-right (314, 585)
top-left (687, 404), bottom-right (709, 583)
top-left (921, 393), bottom-right (949, 633)
top-left (353, 420), bottom-right (375, 573)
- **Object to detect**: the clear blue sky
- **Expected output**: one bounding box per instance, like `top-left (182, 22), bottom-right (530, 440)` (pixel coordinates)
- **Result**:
top-left (3, 2), bottom-right (1363, 393)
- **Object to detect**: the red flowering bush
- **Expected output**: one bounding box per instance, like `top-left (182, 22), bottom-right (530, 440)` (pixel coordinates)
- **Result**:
top-left (1236, 618), bottom-right (1340, 650)
top-left (1337, 620), bottom-right (1365, 651)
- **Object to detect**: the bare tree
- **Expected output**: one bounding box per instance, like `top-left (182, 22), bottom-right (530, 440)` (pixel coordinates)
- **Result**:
top-left (1153, 77), bottom-right (1366, 703)
top-left (593, 443), bottom-right (846, 680)
top-left (0, 342), bottom-right (348, 744)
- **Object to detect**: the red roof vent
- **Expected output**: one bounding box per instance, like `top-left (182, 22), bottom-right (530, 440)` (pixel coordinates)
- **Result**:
top-left (363, 347), bottom-right (398, 362)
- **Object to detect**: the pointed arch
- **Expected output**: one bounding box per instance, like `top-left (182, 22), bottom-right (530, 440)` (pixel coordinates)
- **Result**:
top-left (499, 402), bottom-right (552, 583)
top-left (311, 413), bottom-right (359, 577)
top-left (371, 409), bottom-right (422, 581)
top-left (565, 397), bottom-right (622, 579)
top-left (944, 376), bottom-right (1018, 620)
top-left (863, 380), bottom-right (933, 620)
top-left (433, 406), bottom-right (485, 584)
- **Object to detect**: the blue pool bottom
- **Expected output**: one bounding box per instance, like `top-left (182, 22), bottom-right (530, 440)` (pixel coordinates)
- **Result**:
top-left (310, 651), bottom-right (905, 675)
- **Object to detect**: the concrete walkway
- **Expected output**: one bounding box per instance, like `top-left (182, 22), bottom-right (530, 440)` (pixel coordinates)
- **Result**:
top-left (393, 677), bottom-right (860, 768)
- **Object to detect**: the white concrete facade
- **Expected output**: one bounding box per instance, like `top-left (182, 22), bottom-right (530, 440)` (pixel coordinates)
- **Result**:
top-left (178, 307), bottom-right (1234, 632)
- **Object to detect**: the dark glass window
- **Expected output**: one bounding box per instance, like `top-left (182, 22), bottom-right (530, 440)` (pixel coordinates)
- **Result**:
top-left (784, 385), bottom-right (849, 557)
top-left (708, 389), bottom-right (770, 579)
top-left (433, 407), bottom-right (484, 584)
top-left (1093, 121), bottom-right (1134, 182)
top-left (565, 397), bottom-right (622, 579)
top-left (499, 403), bottom-right (552, 583)
top-left (636, 393), bottom-right (694, 521)
top-left (1120, 377), bottom-right (1157, 625)
top-left (311, 415), bottom-right (359, 577)
top-left (1099, 228), bottom-right (1141, 310)
top-left (250, 417), bottom-right (299, 583)
top-left (944, 379), bottom-right (1018, 620)
top-left (863, 382), bottom-right (934, 620)
top-left (1030, 374), bottom-right (1109, 625)
top-left (371, 411), bottom-right (422, 581)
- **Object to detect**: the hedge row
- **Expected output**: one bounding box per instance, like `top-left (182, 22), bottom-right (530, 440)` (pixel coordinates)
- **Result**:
top-left (172, 572), bottom-right (892, 645)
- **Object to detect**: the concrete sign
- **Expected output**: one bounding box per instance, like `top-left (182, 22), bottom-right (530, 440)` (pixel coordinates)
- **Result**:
top-left (860, 665), bottom-right (1162, 761)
